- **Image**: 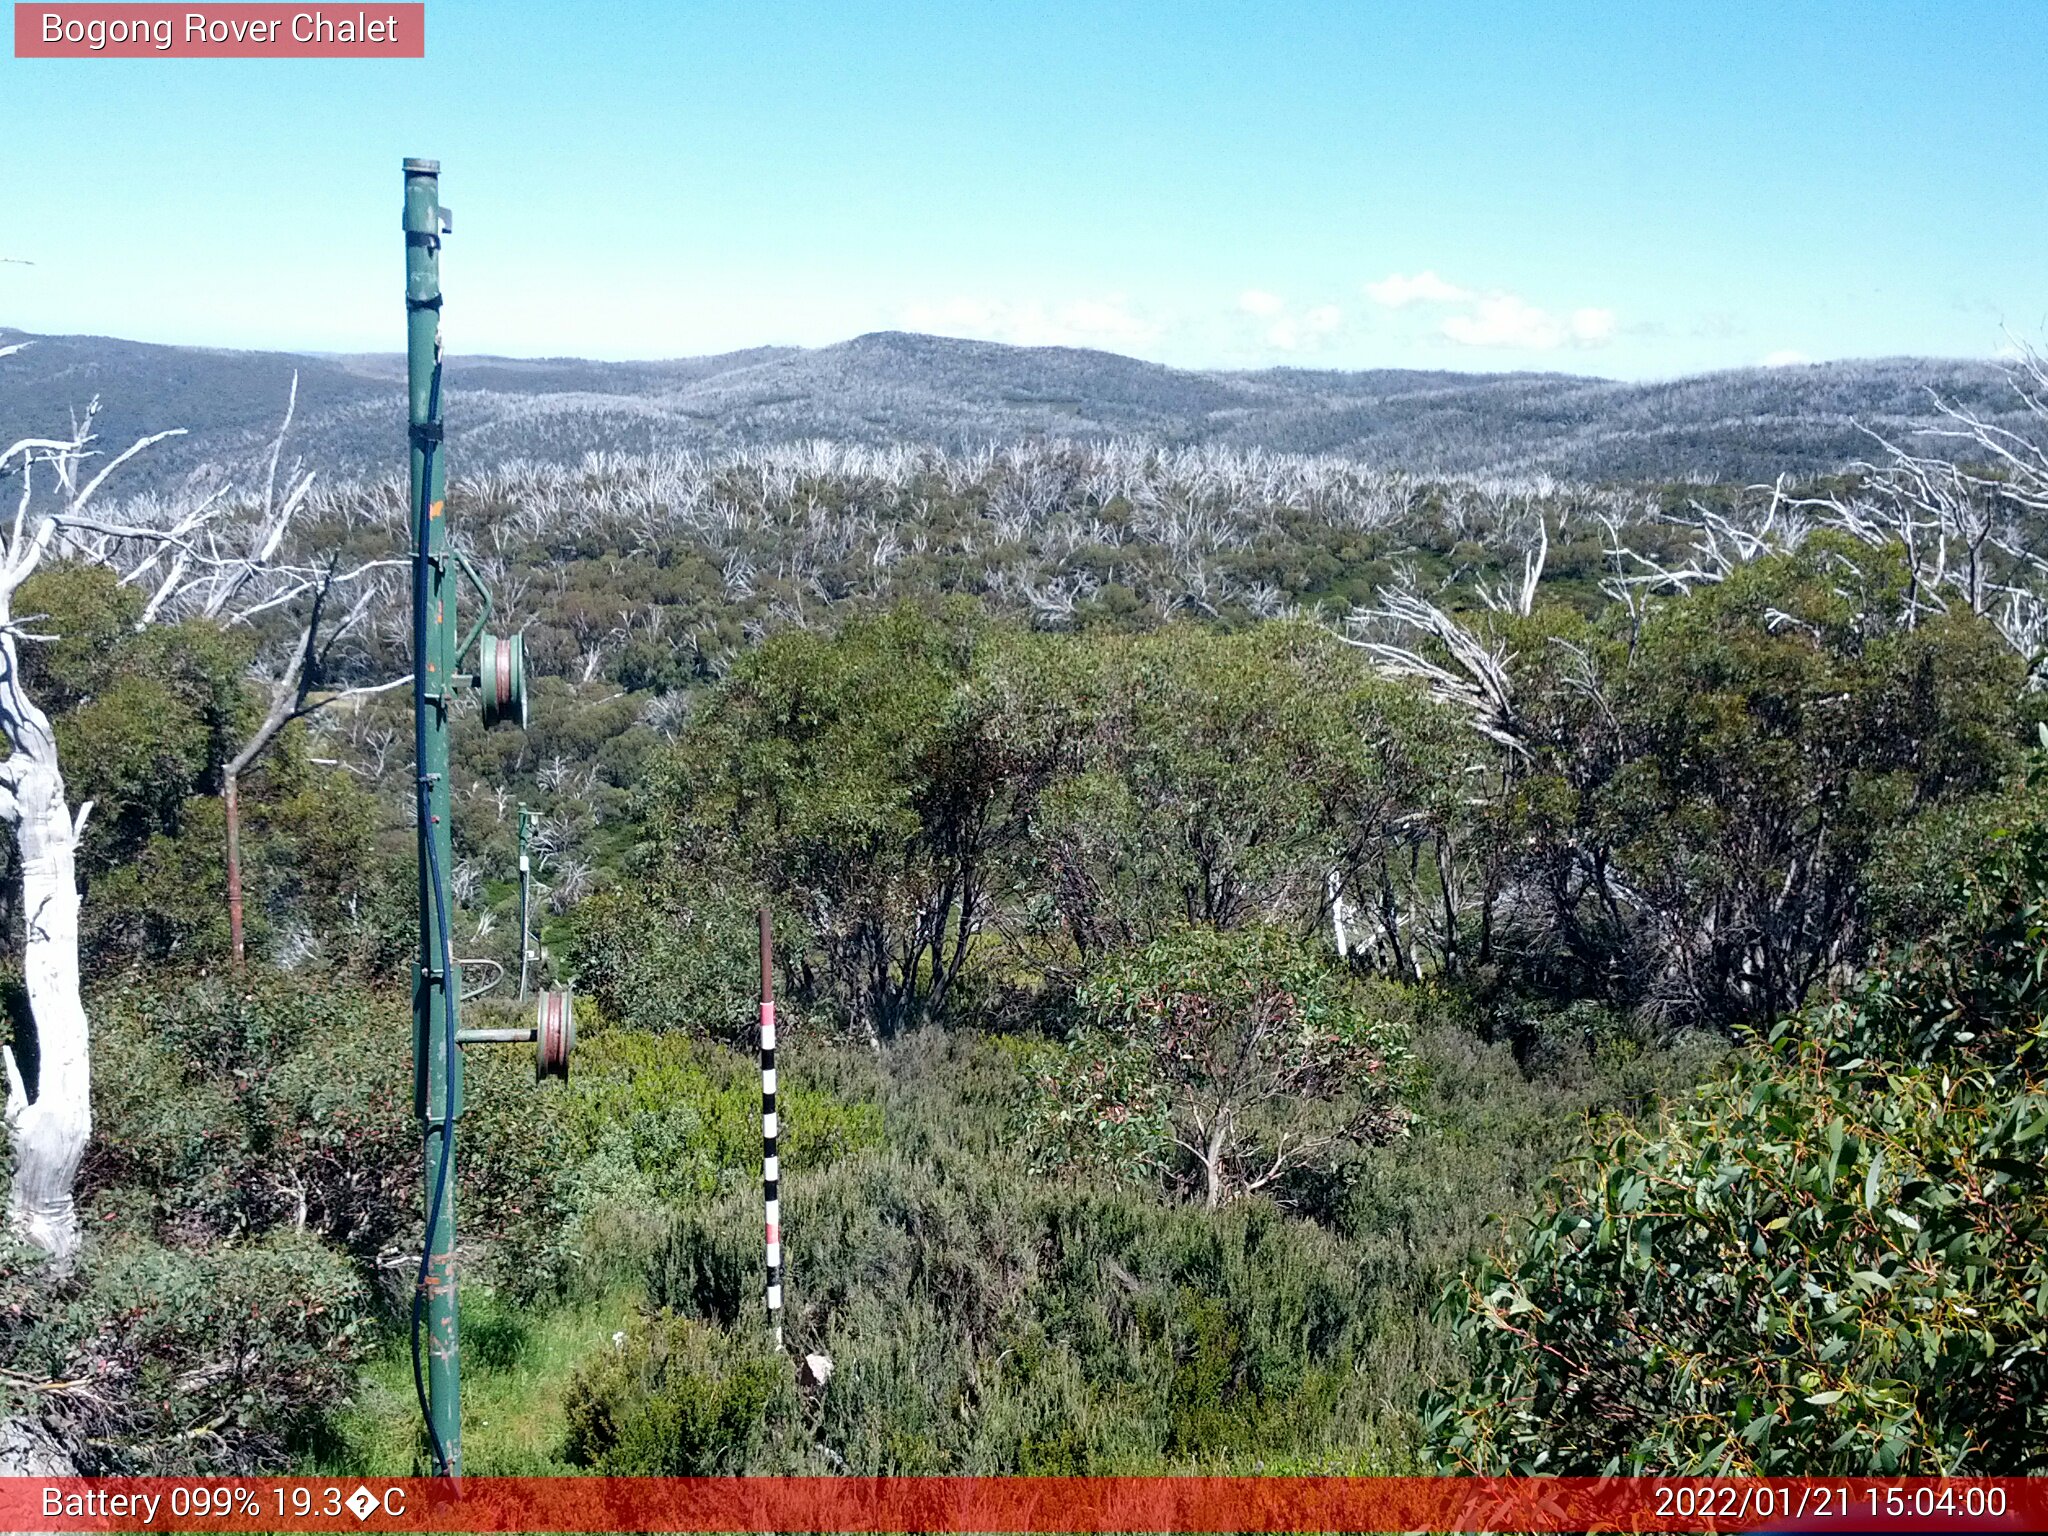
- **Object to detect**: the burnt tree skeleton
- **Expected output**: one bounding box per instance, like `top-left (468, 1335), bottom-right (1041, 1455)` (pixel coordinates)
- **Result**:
top-left (0, 358), bottom-right (402, 1259)
top-left (0, 391), bottom-right (190, 1265)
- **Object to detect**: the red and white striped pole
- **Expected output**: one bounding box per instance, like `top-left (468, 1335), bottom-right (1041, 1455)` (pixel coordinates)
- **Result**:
top-left (759, 906), bottom-right (783, 1353)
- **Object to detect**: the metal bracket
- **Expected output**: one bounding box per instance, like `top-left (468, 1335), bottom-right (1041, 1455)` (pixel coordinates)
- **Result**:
top-left (451, 546), bottom-right (496, 667)
top-left (456, 957), bottom-right (505, 1002)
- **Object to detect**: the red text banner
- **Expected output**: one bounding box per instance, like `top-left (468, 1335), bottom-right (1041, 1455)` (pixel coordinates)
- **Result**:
top-left (0, 1477), bottom-right (2040, 1533)
top-left (14, 4), bottom-right (424, 57)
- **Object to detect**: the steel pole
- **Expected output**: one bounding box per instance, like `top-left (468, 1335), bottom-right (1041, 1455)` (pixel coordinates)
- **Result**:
top-left (517, 804), bottom-right (532, 1000)
top-left (404, 155), bottom-right (462, 1477)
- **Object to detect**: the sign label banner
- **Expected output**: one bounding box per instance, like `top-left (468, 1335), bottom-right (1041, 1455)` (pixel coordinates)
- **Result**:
top-left (14, 4), bottom-right (425, 57)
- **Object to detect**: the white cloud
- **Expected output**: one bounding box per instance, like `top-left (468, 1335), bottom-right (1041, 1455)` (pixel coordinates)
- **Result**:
top-left (1441, 294), bottom-right (1559, 349)
top-left (1440, 294), bottom-right (1616, 351)
top-left (1761, 349), bottom-right (1810, 367)
top-left (1570, 308), bottom-right (1616, 344)
top-left (1365, 267), bottom-right (1618, 352)
top-left (900, 295), bottom-right (1160, 349)
top-left (1253, 299), bottom-right (1345, 353)
top-left (1238, 289), bottom-right (1286, 317)
top-left (1366, 270), bottom-right (1471, 307)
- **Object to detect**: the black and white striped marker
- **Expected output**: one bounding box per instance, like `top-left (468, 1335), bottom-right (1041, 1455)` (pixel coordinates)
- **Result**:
top-left (759, 906), bottom-right (783, 1353)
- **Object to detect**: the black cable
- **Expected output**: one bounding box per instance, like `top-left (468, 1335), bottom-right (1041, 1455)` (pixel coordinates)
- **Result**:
top-left (409, 353), bottom-right (458, 1480)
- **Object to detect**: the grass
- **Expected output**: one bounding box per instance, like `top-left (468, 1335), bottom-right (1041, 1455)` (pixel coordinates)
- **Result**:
top-left (318, 1283), bottom-right (644, 1475)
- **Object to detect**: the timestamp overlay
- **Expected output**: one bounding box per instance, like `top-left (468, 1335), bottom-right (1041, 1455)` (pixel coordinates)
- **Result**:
top-left (0, 1478), bottom-right (2039, 1533)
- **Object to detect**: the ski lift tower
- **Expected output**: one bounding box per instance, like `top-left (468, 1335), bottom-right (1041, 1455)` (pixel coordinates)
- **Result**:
top-left (404, 157), bottom-right (563, 1478)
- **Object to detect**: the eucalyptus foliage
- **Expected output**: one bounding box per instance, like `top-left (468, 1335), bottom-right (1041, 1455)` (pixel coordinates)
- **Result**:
top-left (1029, 926), bottom-right (1410, 1208)
top-left (1431, 750), bottom-right (2048, 1472)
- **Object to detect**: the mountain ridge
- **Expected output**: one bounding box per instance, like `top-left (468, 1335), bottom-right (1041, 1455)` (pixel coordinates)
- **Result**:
top-left (0, 325), bottom-right (2024, 490)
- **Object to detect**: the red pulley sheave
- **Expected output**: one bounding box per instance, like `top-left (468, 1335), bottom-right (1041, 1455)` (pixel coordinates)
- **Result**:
top-left (536, 987), bottom-right (574, 1080)
top-left (477, 633), bottom-right (528, 729)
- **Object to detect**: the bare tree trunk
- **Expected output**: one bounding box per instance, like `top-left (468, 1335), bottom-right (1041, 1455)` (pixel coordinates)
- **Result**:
top-left (1203, 1121), bottom-right (1226, 1210)
top-left (0, 1412), bottom-right (76, 1475)
top-left (0, 373), bottom-right (269, 1268)
top-left (0, 709), bottom-right (89, 1270)
top-left (225, 769), bottom-right (246, 968)
top-left (216, 585), bottom-right (407, 974)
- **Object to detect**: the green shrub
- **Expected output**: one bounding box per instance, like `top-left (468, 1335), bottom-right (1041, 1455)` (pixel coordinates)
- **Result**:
top-left (552, 1029), bottom-right (884, 1206)
top-left (506, 1028), bottom-right (882, 1299)
top-left (747, 1142), bottom-right (1401, 1472)
top-left (0, 1228), bottom-right (369, 1474)
top-left (567, 882), bottom-right (767, 1045)
top-left (1429, 763), bottom-right (2048, 1473)
top-left (646, 1208), bottom-right (752, 1328)
top-left (88, 975), bottom-right (415, 1252)
top-left (563, 1313), bottom-right (797, 1474)
top-left (89, 973), bottom-right (569, 1274)
top-left (1027, 926), bottom-right (1411, 1207)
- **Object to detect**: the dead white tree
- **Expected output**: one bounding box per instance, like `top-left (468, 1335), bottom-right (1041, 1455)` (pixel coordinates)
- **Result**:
top-left (1788, 352), bottom-right (2048, 663)
top-left (0, 361), bottom-right (404, 1257)
top-left (0, 384), bottom-right (192, 1265)
top-left (1326, 866), bottom-right (1351, 960)
top-left (1344, 579), bottom-right (1525, 754)
top-left (1474, 509), bottom-right (1548, 619)
top-left (1594, 348), bottom-right (2048, 667)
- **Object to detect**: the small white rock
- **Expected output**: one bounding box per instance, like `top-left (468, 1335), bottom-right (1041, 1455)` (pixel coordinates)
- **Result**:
top-left (801, 1351), bottom-right (835, 1387)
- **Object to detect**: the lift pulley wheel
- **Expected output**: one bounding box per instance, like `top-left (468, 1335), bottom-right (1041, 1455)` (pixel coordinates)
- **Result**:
top-left (536, 987), bottom-right (574, 1081)
top-left (478, 632), bottom-right (528, 729)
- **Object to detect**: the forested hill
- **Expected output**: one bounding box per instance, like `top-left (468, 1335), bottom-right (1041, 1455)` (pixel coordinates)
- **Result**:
top-left (0, 325), bottom-right (2024, 489)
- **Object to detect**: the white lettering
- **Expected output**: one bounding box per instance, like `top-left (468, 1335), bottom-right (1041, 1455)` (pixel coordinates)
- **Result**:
top-left (41, 1489), bottom-right (59, 1518)
top-left (288, 11), bottom-right (406, 45)
top-left (47, 13), bottom-right (176, 49)
top-left (181, 13), bottom-right (275, 43)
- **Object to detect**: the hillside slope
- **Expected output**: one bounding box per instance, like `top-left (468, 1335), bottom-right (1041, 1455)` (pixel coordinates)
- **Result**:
top-left (0, 326), bottom-right (2022, 489)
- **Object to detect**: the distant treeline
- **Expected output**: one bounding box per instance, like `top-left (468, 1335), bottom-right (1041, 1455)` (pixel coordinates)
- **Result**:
top-left (1, 327), bottom-right (2034, 490)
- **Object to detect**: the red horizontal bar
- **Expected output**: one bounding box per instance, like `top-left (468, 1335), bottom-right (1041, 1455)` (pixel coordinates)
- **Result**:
top-left (13, 4), bottom-right (424, 58)
top-left (2, 1477), bottom-right (2040, 1533)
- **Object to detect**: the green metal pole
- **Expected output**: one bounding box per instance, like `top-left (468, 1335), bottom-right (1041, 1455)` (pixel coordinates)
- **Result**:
top-left (404, 155), bottom-right (462, 1477)
top-left (517, 804), bottom-right (532, 1001)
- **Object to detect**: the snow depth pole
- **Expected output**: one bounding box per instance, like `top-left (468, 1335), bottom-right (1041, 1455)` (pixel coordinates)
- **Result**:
top-left (760, 907), bottom-right (784, 1352)
top-left (405, 155), bottom-right (462, 1478)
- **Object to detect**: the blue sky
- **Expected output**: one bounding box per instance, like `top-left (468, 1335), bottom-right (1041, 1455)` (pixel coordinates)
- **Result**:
top-left (2, 1), bottom-right (2043, 377)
